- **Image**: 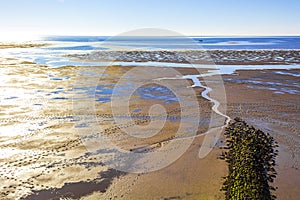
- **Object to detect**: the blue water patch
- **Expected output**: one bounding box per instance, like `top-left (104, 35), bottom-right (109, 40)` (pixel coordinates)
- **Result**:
top-left (79, 71), bottom-right (99, 76)
top-left (196, 36), bottom-right (300, 50)
top-left (95, 85), bottom-right (115, 103)
top-left (274, 71), bottom-right (300, 77)
top-left (96, 97), bottom-right (111, 103)
top-left (52, 97), bottom-right (69, 100)
top-left (73, 86), bottom-right (97, 98)
top-left (51, 88), bottom-right (66, 95)
top-left (50, 77), bottom-right (63, 81)
top-left (50, 76), bottom-right (70, 81)
top-left (73, 83), bottom-right (179, 104)
top-left (135, 85), bottom-right (179, 104)
top-left (75, 123), bottom-right (89, 128)
top-left (168, 116), bottom-right (181, 122)
top-left (34, 58), bottom-right (48, 65)
top-left (46, 73), bottom-right (54, 77)
top-left (47, 45), bottom-right (102, 51)
top-left (95, 85), bottom-right (114, 95)
top-left (49, 45), bottom-right (94, 50)
top-left (42, 36), bottom-right (109, 42)
top-left (133, 108), bottom-right (141, 113)
top-left (4, 96), bottom-right (18, 100)
top-left (273, 91), bottom-right (285, 95)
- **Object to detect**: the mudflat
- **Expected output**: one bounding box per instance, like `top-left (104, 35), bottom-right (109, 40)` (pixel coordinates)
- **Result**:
top-left (0, 57), bottom-right (299, 199)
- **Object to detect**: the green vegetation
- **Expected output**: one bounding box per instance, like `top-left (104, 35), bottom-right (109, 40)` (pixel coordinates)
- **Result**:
top-left (220, 117), bottom-right (278, 200)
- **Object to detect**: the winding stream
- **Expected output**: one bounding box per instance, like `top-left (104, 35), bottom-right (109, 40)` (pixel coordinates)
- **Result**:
top-left (156, 71), bottom-right (231, 158)
top-left (183, 72), bottom-right (231, 125)
top-left (183, 72), bottom-right (231, 158)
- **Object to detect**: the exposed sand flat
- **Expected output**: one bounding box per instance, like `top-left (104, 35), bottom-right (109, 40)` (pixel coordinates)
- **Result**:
top-left (223, 69), bottom-right (300, 200)
top-left (0, 57), bottom-right (299, 199)
top-left (84, 69), bottom-right (299, 200)
top-left (0, 58), bottom-right (214, 199)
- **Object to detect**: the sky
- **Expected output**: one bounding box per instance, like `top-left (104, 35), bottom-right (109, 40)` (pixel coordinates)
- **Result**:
top-left (0, 0), bottom-right (299, 40)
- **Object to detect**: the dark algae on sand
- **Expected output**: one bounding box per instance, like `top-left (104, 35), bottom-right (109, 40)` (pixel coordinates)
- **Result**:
top-left (220, 118), bottom-right (278, 200)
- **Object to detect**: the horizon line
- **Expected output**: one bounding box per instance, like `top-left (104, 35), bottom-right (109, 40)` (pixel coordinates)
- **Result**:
top-left (40, 34), bottom-right (300, 37)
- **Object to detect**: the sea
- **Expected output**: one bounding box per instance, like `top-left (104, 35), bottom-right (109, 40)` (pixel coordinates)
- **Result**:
top-left (41, 36), bottom-right (300, 50)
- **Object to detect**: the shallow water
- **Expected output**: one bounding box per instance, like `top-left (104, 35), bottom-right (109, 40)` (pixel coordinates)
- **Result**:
top-left (1, 36), bottom-right (300, 69)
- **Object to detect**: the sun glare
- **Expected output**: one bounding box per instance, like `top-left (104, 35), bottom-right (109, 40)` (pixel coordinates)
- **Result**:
top-left (0, 32), bottom-right (41, 42)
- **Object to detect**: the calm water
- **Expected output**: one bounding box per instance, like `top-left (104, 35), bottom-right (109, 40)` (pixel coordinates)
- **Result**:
top-left (41, 36), bottom-right (300, 50)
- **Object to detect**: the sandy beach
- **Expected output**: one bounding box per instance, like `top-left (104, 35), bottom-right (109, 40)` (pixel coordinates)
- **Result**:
top-left (0, 50), bottom-right (299, 199)
top-left (1, 0), bottom-right (299, 199)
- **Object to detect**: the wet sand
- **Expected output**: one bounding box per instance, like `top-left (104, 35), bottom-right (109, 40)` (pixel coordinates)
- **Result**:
top-left (0, 43), bottom-right (49, 49)
top-left (0, 56), bottom-right (299, 199)
top-left (223, 69), bottom-right (300, 200)
top-left (88, 69), bottom-right (300, 200)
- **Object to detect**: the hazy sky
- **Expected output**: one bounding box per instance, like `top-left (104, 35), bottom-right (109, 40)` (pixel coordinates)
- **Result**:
top-left (0, 0), bottom-right (299, 39)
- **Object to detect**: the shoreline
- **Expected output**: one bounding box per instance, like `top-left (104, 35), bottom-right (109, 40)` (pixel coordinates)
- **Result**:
top-left (1, 43), bottom-right (300, 67)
